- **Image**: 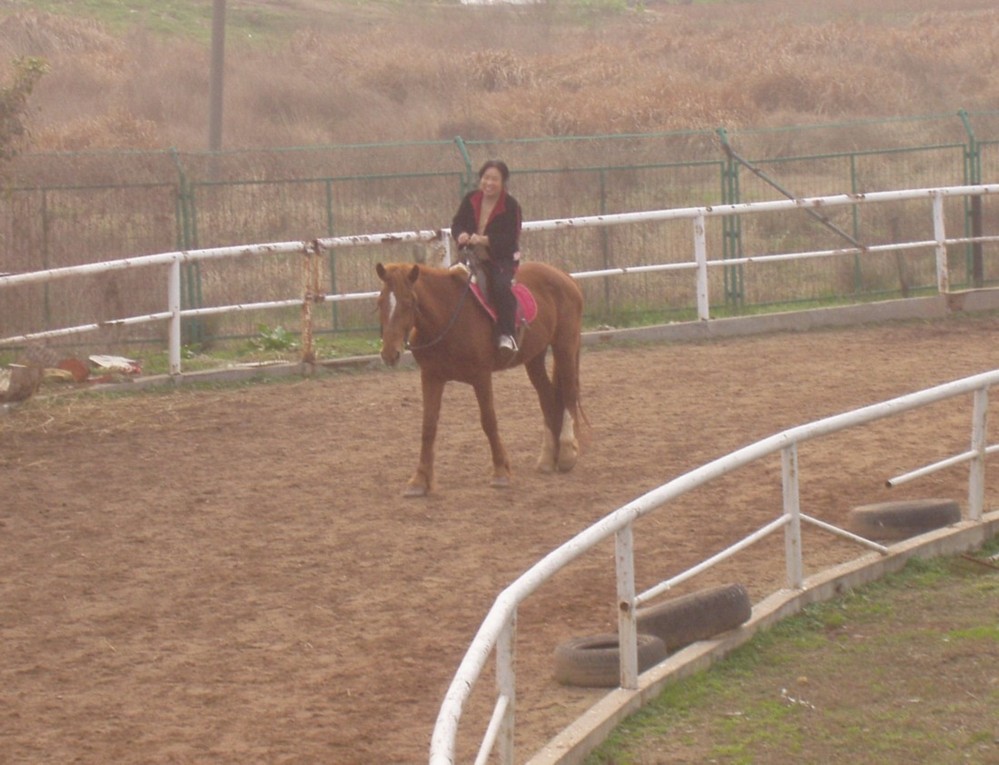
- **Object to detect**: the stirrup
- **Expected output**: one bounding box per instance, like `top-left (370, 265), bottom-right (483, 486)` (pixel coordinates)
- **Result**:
top-left (498, 335), bottom-right (518, 353)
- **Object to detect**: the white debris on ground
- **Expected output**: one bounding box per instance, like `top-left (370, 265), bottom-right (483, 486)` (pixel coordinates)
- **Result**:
top-left (88, 355), bottom-right (142, 375)
top-left (780, 686), bottom-right (817, 710)
top-left (1, 349), bottom-right (143, 407)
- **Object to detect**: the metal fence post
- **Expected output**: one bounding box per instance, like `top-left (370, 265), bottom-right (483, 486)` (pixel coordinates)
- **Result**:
top-left (324, 178), bottom-right (340, 332)
top-left (453, 135), bottom-right (475, 195)
top-left (41, 188), bottom-right (51, 328)
top-left (849, 153), bottom-right (864, 293)
top-left (959, 109), bottom-right (983, 287)
top-left (717, 128), bottom-right (744, 308)
top-left (171, 151), bottom-right (206, 345)
top-left (599, 168), bottom-right (612, 318)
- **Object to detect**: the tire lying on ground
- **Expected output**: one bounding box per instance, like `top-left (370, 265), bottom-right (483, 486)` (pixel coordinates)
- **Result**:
top-left (847, 498), bottom-right (961, 541)
top-left (636, 582), bottom-right (752, 651)
top-left (553, 633), bottom-right (667, 688)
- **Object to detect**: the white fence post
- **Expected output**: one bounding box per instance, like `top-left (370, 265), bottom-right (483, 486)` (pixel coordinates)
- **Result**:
top-left (615, 523), bottom-right (639, 690)
top-left (168, 256), bottom-right (182, 376)
top-left (969, 386), bottom-right (988, 521)
top-left (782, 443), bottom-right (804, 589)
top-left (443, 231), bottom-right (454, 267)
top-left (495, 615), bottom-right (516, 765)
top-left (932, 191), bottom-right (949, 294)
top-left (693, 212), bottom-right (709, 320)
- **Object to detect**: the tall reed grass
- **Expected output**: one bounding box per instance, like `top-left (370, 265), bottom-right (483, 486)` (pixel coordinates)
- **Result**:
top-left (2, 1), bottom-right (997, 151)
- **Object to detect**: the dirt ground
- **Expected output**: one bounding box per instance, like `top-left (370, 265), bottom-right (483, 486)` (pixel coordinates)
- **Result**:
top-left (3, 314), bottom-right (999, 765)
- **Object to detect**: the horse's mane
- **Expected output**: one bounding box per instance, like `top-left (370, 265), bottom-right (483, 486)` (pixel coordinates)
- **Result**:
top-left (415, 262), bottom-right (471, 286)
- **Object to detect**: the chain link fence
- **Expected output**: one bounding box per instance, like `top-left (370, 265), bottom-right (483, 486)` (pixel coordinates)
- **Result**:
top-left (2, 111), bottom-right (996, 353)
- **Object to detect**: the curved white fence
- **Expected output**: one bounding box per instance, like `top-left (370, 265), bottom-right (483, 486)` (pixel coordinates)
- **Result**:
top-left (430, 369), bottom-right (999, 765)
top-left (2, 184), bottom-right (997, 374)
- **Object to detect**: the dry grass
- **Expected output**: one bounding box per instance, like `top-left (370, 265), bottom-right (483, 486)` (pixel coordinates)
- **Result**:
top-left (1, 0), bottom-right (998, 150)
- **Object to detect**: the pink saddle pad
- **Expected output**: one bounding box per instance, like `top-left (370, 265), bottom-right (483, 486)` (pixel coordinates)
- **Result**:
top-left (470, 282), bottom-right (538, 326)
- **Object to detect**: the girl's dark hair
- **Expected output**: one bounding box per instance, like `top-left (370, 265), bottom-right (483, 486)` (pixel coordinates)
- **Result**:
top-left (478, 159), bottom-right (510, 183)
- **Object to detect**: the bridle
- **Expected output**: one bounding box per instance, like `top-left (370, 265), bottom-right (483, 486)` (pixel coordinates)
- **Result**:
top-left (403, 275), bottom-right (473, 352)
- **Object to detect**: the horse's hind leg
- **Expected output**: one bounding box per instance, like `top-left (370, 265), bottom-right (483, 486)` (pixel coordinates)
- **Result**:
top-left (525, 352), bottom-right (562, 473)
top-left (472, 376), bottom-right (511, 488)
top-left (551, 340), bottom-right (581, 473)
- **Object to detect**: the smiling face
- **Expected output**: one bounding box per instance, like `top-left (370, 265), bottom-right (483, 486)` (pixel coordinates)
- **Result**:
top-left (478, 166), bottom-right (505, 202)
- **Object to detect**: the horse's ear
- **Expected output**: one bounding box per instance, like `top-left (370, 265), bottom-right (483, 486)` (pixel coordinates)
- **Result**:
top-left (407, 264), bottom-right (421, 284)
top-left (376, 262), bottom-right (387, 281)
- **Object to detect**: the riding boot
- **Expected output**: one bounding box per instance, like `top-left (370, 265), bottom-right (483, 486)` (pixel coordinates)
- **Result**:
top-left (494, 285), bottom-right (518, 362)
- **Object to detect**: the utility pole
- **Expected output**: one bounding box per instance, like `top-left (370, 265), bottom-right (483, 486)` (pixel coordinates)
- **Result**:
top-left (208, 0), bottom-right (226, 151)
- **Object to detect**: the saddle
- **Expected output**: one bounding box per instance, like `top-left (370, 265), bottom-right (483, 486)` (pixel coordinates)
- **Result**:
top-left (457, 246), bottom-right (538, 335)
top-left (469, 280), bottom-right (537, 328)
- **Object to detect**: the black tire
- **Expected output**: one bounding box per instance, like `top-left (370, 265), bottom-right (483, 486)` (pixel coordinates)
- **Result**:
top-left (847, 498), bottom-right (961, 541)
top-left (636, 583), bottom-right (752, 651)
top-left (553, 632), bottom-right (667, 688)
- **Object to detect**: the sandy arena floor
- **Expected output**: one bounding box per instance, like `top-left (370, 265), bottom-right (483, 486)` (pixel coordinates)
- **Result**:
top-left (3, 314), bottom-right (999, 764)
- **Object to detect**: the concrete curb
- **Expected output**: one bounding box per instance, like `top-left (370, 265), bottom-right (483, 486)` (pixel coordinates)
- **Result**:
top-left (581, 288), bottom-right (999, 347)
top-left (22, 354), bottom-right (390, 400)
top-left (526, 509), bottom-right (999, 765)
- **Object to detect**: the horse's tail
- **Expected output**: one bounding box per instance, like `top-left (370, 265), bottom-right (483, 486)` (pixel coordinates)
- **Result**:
top-left (569, 275), bottom-right (589, 433)
top-left (537, 260), bottom-right (589, 447)
top-left (570, 333), bottom-right (590, 441)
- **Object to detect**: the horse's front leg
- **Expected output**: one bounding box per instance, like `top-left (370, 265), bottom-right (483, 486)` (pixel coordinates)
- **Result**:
top-left (472, 376), bottom-right (511, 488)
top-left (406, 370), bottom-right (445, 497)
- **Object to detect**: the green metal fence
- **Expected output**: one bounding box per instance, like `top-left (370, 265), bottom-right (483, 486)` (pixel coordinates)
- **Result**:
top-left (2, 110), bottom-right (996, 353)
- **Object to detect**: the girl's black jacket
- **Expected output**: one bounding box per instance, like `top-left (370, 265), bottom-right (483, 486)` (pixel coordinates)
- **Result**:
top-left (450, 189), bottom-right (522, 265)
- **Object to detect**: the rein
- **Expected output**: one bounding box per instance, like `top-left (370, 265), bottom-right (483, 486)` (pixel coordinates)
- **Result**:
top-left (404, 274), bottom-right (473, 352)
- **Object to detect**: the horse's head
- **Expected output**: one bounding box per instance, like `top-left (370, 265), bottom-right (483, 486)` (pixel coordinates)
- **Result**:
top-left (376, 262), bottom-right (421, 367)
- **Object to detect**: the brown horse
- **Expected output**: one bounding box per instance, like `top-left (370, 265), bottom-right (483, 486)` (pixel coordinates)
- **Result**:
top-left (376, 260), bottom-right (585, 497)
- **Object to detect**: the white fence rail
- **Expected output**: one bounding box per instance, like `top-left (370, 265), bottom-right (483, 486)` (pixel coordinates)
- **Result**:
top-left (2, 184), bottom-right (998, 374)
top-left (430, 369), bottom-right (999, 765)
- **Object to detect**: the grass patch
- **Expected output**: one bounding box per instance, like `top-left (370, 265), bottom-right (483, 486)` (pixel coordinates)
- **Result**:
top-left (585, 549), bottom-right (999, 765)
top-left (25, 0), bottom-right (216, 40)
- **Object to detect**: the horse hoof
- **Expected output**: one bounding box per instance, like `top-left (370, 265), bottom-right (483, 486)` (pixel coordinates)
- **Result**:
top-left (536, 459), bottom-right (556, 474)
top-left (403, 484), bottom-right (428, 498)
top-left (491, 475), bottom-right (511, 489)
top-left (557, 442), bottom-right (580, 472)
top-left (537, 430), bottom-right (557, 473)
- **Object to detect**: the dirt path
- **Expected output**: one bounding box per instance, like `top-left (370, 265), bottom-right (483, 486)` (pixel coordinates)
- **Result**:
top-left (3, 315), bottom-right (999, 764)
